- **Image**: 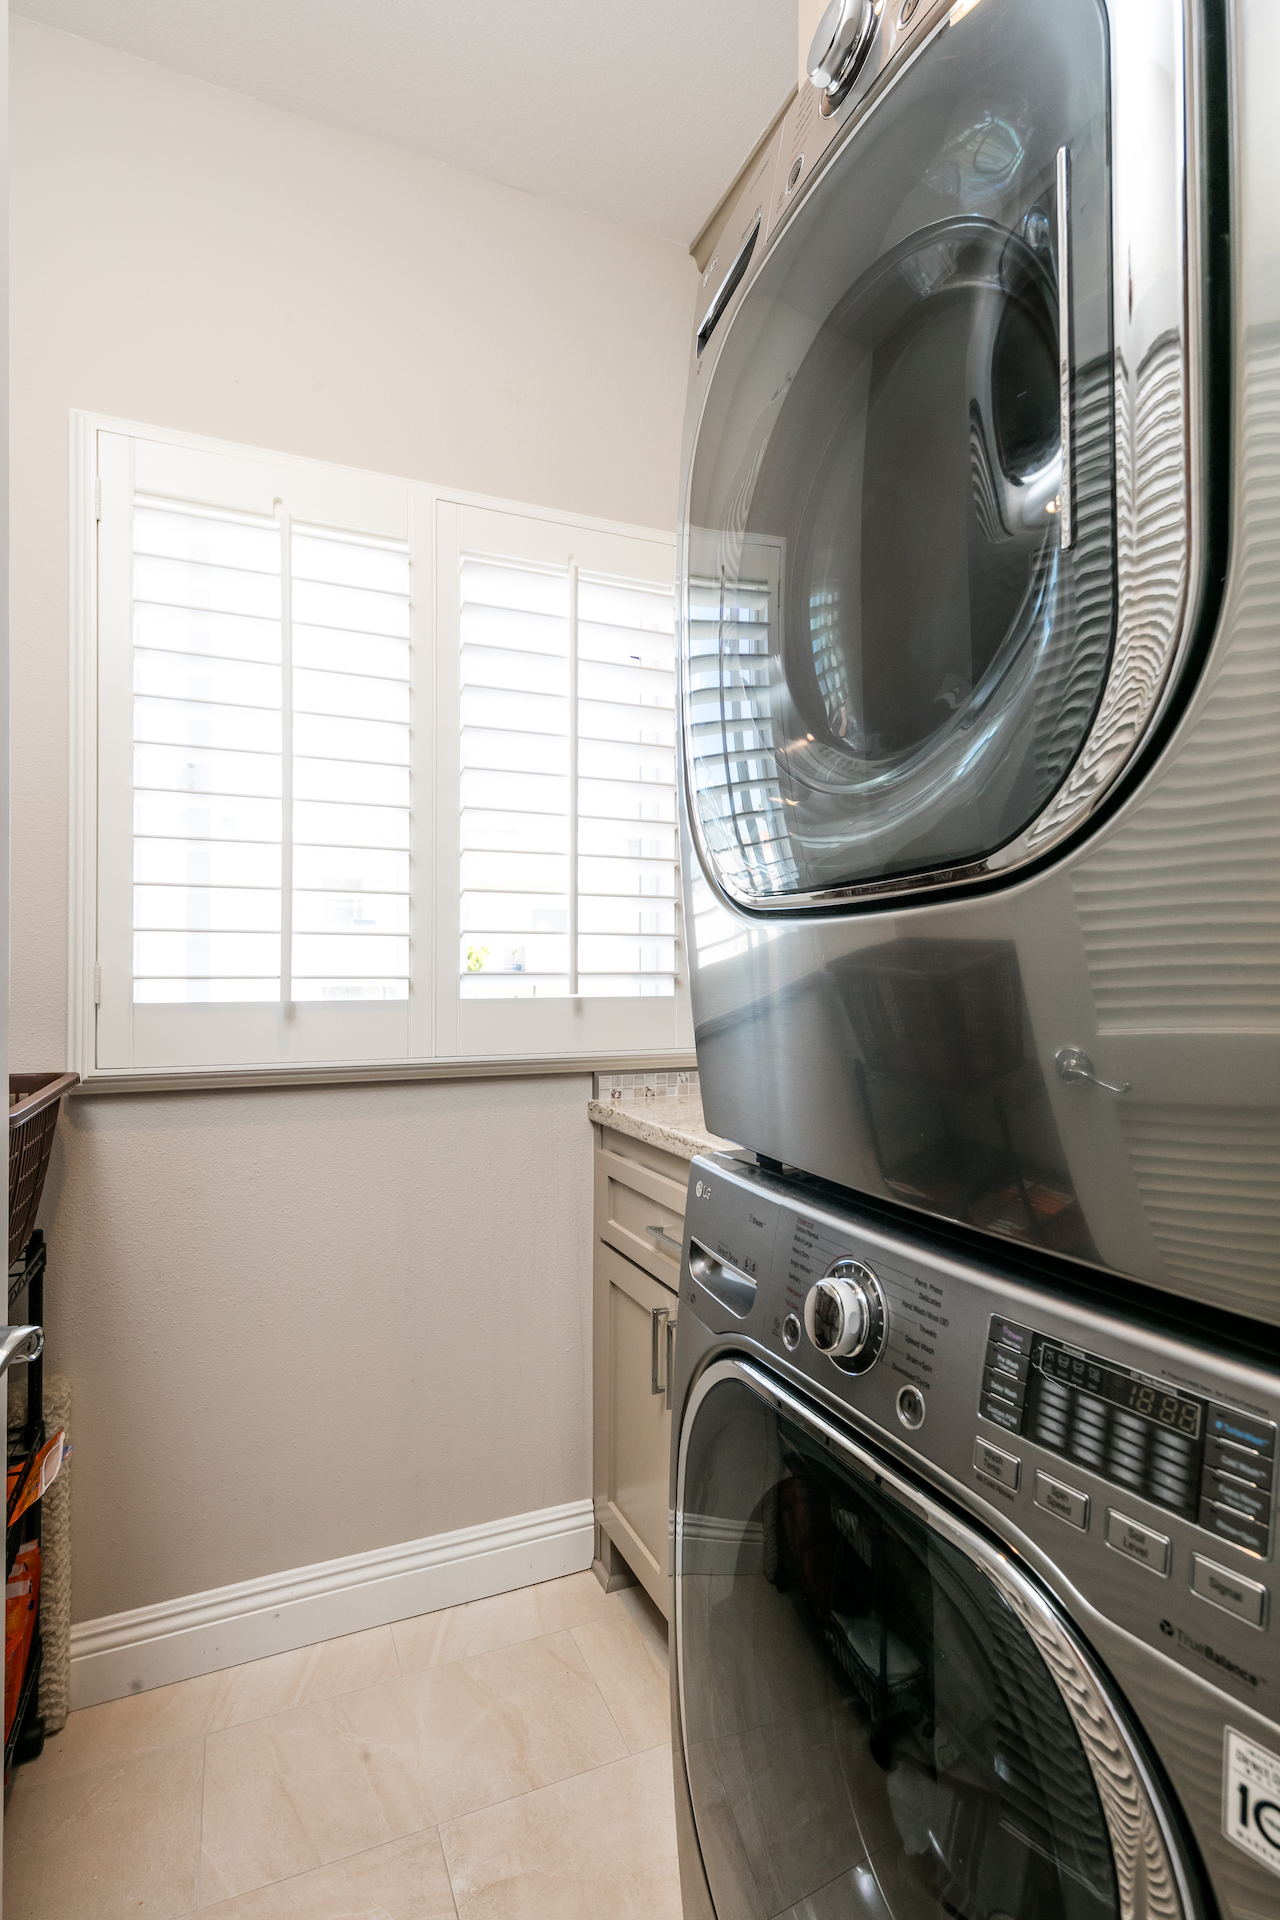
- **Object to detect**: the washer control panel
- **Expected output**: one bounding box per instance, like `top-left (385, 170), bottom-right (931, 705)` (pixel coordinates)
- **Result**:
top-left (680, 1151), bottom-right (1280, 1717)
top-left (981, 1314), bottom-right (1276, 1561)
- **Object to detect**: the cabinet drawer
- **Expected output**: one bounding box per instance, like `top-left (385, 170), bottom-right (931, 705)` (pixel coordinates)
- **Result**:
top-left (595, 1146), bottom-right (686, 1287)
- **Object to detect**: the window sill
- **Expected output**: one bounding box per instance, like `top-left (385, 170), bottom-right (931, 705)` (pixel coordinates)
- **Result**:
top-left (71, 1050), bottom-right (698, 1099)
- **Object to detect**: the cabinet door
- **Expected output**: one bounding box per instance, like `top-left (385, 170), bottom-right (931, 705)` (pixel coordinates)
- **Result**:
top-left (593, 1239), bottom-right (677, 1618)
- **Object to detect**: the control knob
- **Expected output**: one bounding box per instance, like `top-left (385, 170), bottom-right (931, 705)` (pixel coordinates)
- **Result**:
top-left (807, 0), bottom-right (877, 99)
top-left (803, 1260), bottom-right (886, 1372)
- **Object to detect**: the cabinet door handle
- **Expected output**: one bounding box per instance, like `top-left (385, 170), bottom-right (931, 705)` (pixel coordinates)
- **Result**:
top-left (646, 1224), bottom-right (683, 1259)
top-left (650, 1306), bottom-right (670, 1396)
top-left (665, 1316), bottom-right (676, 1413)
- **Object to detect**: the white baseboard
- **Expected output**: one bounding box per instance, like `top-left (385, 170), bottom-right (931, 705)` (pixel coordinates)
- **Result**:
top-left (69, 1498), bottom-right (594, 1712)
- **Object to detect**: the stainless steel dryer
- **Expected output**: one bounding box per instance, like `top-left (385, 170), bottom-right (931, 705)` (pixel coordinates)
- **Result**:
top-left (676, 0), bottom-right (1280, 1323)
top-left (670, 1151), bottom-right (1280, 1920)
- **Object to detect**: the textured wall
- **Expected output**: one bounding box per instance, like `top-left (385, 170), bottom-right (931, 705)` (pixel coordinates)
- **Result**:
top-left (38, 1078), bottom-right (594, 1622)
top-left (10, 18), bottom-right (696, 1620)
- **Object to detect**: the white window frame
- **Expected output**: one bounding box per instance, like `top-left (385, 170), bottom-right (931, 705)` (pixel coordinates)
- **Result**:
top-left (69, 412), bottom-right (694, 1088)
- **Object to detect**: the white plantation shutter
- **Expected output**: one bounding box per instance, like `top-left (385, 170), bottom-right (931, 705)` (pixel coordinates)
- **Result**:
top-left (131, 497), bottom-right (284, 1003)
top-left (86, 420), bottom-right (686, 1078)
top-left (96, 430), bottom-right (415, 1071)
top-left (459, 557), bottom-right (571, 996)
top-left (457, 559), bottom-right (676, 1002)
top-left (576, 576), bottom-right (676, 998)
top-left (289, 526), bottom-right (411, 1002)
top-left (439, 503), bottom-right (681, 1057)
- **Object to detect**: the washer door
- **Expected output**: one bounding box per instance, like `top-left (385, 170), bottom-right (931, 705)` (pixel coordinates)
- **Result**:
top-left (674, 1359), bottom-right (1200, 1920)
top-left (681, 0), bottom-right (1196, 910)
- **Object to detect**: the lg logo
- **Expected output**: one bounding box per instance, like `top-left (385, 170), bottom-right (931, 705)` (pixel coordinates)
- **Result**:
top-left (1226, 1729), bottom-right (1280, 1874)
top-left (1159, 1619), bottom-right (1175, 1637)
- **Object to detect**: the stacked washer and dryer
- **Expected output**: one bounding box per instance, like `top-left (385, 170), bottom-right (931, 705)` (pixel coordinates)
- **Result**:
top-left (669, 2), bottom-right (1280, 1917)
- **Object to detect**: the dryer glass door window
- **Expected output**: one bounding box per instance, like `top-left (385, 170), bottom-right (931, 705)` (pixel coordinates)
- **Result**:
top-left (676, 1373), bottom-right (1122, 1920)
top-left (683, 0), bottom-right (1113, 904)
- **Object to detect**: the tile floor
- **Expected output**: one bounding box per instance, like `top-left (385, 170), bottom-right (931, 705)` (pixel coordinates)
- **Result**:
top-left (1, 1570), bottom-right (683, 1920)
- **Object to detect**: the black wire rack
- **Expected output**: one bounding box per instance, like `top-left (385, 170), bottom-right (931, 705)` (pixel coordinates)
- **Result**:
top-left (6, 1228), bottom-right (48, 1774)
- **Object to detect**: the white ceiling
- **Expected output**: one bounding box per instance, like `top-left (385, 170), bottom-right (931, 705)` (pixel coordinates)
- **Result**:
top-left (12, 0), bottom-right (796, 245)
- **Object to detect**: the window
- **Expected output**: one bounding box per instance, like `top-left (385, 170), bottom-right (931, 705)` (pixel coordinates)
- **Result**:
top-left (81, 421), bottom-right (685, 1078)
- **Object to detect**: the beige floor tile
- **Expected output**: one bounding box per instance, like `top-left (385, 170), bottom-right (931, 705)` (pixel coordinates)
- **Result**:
top-left (198, 1629), bottom-right (624, 1904)
top-left (23, 1625), bottom-right (401, 1783)
top-left (20, 1667), bottom-right (228, 1782)
top-left (198, 1682), bottom-right (432, 1905)
top-left (399, 1629), bottom-right (628, 1822)
top-left (207, 1624), bottom-right (399, 1730)
top-left (612, 1579), bottom-right (670, 1668)
top-left (440, 1743), bottom-right (682, 1920)
top-left (3, 1737), bottom-right (204, 1920)
top-left (393, 1571), bottom-right (613, 1675)
top-left (197, 1829), bottom-right (457, 1919)
top-left (572, 1605), bottom-right (670, 1753)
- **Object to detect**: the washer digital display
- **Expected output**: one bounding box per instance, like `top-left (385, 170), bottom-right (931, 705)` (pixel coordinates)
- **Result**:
top-left (1035, 1339), bottom-right (1202, 1439)
top-left (980, 1315), bottom-right (1277, 1558)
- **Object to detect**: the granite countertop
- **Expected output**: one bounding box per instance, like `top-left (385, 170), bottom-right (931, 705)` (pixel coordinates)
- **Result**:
top-left (588, 1089), bottom-right (739, 1162)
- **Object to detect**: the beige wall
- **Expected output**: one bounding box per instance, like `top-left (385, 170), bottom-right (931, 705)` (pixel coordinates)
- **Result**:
top-left (11, 18), bottom-right (697, 1621)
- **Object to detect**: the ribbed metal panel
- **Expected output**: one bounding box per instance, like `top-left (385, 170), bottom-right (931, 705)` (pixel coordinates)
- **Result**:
top-left (1117, 1102), bottom-right (1280, 1305)
top-left (1074, 328), bottom-right (1280, 1032)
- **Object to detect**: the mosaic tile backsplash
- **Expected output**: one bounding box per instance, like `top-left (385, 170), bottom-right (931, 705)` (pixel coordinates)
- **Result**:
top-left (594, 1070), bottom-right (699, 1104)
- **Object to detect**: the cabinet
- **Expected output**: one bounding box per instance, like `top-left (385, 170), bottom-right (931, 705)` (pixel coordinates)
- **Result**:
top-left (592, 1125), bottom-right (690, 1619)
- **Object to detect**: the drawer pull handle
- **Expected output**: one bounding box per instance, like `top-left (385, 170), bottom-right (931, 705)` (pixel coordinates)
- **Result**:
top-left (646, 1224), bottom-right (683, 1259)
top-left (650, 1306), bottom-right (670, 1397)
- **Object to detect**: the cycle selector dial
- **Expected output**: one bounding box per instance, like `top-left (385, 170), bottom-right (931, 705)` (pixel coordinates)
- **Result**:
top-left (803, 1261), bottom-right (887, 1374)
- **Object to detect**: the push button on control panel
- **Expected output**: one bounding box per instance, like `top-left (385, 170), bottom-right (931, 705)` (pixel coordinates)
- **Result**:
top-left (983, 1369), bottom-right (1024, 1410)
top-left (974, 1439), bottom-right (1020, 1490)
top-left (1035, 1472), bottom-right (1089, 1531)
top-left (1190, 1554), bottom-right (1268, 1628)
top-left (981, 1316), bottom-right (1032, 1435)
top-left (1198, 1404), bottom-right (1276, 1558)
top-left (1202, 1470), bottom-right (1269, 1523)
top-left (1205, 1437), bottom-right (1273, 1490)
top-left (1105, 1509), bottom-right (1171, 1576)
top-left (985, 1340), bottom-right (1030, 1383)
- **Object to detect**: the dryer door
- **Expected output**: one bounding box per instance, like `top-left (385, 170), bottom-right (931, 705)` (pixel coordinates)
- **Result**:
top-left (674, 1359), bottom-right (1201, 1920)
top-left (681, 0), bottom-right (1195, 911)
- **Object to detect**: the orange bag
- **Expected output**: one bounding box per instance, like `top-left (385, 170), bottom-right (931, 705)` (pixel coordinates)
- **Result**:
top-left (5, 1541), bottom-right (40, 1744)
top-left (6, 1430), bottom-right (67, 1532)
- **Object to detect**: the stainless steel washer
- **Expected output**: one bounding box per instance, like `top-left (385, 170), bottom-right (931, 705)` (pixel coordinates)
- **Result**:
top-left (670, 1152), bottom-right (1280, 1918)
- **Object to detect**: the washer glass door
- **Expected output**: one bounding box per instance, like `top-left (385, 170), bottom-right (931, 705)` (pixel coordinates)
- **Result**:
top-left (675, 1365), bottom-right (1185, 1920)
top-left (683, 0), bottom-right (1114, 904)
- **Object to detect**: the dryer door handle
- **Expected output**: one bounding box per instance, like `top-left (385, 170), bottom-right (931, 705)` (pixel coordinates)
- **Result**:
top-left (1055, 1048), bottom-right (1130, 1095)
